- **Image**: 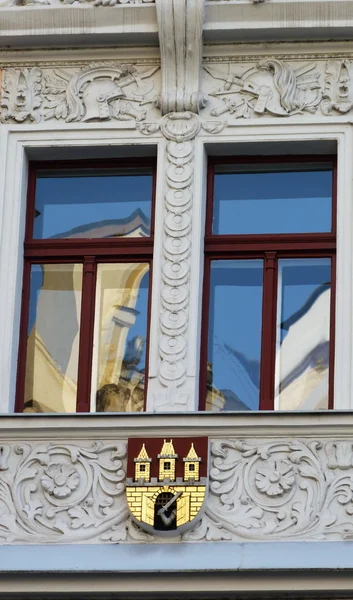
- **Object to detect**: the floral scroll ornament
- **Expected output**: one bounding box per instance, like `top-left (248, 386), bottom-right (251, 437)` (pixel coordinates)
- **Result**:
top-left (255, 459), bottom-right (295, 497)
top-left (41, 463), bottom-right (80, 499)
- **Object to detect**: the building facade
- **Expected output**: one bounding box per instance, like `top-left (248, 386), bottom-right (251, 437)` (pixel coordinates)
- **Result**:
top-left (2, 0), bottom-right (353, 597)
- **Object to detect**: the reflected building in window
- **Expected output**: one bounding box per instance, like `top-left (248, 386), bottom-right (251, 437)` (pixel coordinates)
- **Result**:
top-left (207, 276), bottom-right (331, 412)
top-left (24, 213), bottom-right (150, 414)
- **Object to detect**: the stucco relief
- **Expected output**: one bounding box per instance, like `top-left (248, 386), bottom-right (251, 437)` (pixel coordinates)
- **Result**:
top-left (3, 436), bottom-right (353, 543)
top-left (184, 438), bottom-right (353, 542)
top-left (151, 113), bottom-right (200, 410)
top-left (203, 59), bottom-right (323, 121)
top-left (0, 0), bottom-right (154, 6)
top-left (322, 60), bottom-right (353, 115)
top-left (207, 0), bottom-right (267, 3)
top-left (0, 440), bottom-right (153, 544)
top-left (5, 59), bottom-right (353, 127)
top-left (0, 63), bottom-right (160, 124)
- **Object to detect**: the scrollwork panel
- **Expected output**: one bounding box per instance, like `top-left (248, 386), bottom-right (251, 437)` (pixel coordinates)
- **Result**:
top-left (185, 438), bottom-right (353, 542)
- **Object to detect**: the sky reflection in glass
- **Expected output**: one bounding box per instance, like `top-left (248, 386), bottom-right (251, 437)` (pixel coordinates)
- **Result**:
top-left (275, 258), bottom-right (331, 411)
top-left (213, 166), bottom-right (332, 235)
top-left (207, 260), bottom-right (263, 411)
top-left (34, 170), bottom-right (153, 239)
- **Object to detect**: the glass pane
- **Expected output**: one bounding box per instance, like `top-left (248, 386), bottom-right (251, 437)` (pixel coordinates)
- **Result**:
top-left (275, 258), bottom-right (331, 411)
top-left (213, 164), bottom-right (332, 235)
top-left (207, 260), bottom-right (263, 411)
top-left (92, 263), bottom-right (150, 413)
top-left (34, 168), bottom-right (153, 239)
top-left (23, 264), bottom-right (83, 413)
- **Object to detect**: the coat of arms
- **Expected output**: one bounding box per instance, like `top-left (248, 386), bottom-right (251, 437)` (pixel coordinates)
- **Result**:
top-left (126, 438), bottom-right (208, 536)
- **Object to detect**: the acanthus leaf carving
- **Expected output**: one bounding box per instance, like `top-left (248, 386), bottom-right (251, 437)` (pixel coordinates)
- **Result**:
top-left (185, 438), bottom-right (353, 542)
top-left (0, 68), bottom-right (42, 123)
top-left (0, 441), bottom-right (131, 544)
top-left (321, 60), bottom-right (353, 115)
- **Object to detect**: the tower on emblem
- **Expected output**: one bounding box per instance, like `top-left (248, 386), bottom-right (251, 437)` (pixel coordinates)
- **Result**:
top-left (126, 437), bottom-right (208, 536)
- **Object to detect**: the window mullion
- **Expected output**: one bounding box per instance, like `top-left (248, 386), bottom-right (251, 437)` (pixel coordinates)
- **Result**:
top-left (76, 256), bottom-right (97, 413)
top-left (259, 251), bottom-right (278, 410)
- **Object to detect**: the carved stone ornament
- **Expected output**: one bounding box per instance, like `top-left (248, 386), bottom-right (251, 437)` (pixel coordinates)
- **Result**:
top-left (183, 438), bottom-right (353, 543)
top-left (322, 60), bottom-right (353, 115)
top-left (208, 0), bottom-right (268, 3)
top-left (203, 59), bottom-right (322, 122)
top-left (4, 436), bottom-right (353, 543)
top-left (0, 0), bottom-right (154, 6)
top-left (0, 63), bottom-right (160, 124)
top-left (5, 59), bottom-right (353, 127)
top-left (154, 112), bottom-right (199, 405)
top-left (0, 440), bottom-right (154, 544)
top-left (155, 0), bottom-right (208, 115)
top-left (126, 438), bottom-right (208, 536)
top-left (0, 68), bottom-right (42, 123)
top-left (207, 0), bottom-right (267, 2)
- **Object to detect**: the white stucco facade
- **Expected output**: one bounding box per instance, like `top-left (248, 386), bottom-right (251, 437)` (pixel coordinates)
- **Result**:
top-left (3, 0), bottom-right (353, 597)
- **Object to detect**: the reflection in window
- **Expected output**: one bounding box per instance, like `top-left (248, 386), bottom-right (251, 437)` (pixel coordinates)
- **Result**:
top-left (207, 260), bottom-right (263, 411)
top-left (34, 169), bottom-right (153, 239)
top-left (92, 263), bottom-right (150, 413)
top-left (213, 164), bottom-right (332, 235)
top-left (24, 264), bottom-right (83, 413)
top-left (275, 259), bottom-right (331, 410)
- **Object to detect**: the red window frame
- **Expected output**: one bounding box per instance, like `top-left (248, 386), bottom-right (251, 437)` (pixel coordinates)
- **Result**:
top-left (199, 155), bottom-right (337, 411)
top-left (15, 158), bottom-right (156, 413)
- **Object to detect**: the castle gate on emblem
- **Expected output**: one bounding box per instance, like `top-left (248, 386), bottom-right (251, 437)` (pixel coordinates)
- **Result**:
top-left (126, 438), bottom-right (208, 536)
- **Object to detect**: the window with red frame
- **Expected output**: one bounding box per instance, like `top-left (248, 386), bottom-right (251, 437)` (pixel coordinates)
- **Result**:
top-left (16, 159), bottom-right (155, 414)
top-left (200, 156), bottom-right (336, 412)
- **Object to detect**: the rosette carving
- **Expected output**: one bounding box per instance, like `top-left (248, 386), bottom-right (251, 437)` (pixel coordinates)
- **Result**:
top-left (0, 441), bottom-right (150, 544)
top-left (184, 437), bottom-right (353, 542)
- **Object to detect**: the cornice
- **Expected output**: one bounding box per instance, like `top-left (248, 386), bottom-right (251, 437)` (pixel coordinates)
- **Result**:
top-left (2, 1), bottom-right (353, 50)
top-left (2, 411), bottom-right (353, 439)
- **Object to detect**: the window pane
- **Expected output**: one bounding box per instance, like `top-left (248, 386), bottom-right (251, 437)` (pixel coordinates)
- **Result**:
top-left (207, 260), bottom-right (263, 411)
top-left (34, 168), bottom-right (153, 239)
top-left (23, 264), bottom-right (83, 413)
top-left (92, 263), bottom-right (150, 413)
top-left (213, 164), bottom-right (332, 235)
top-left (275, 258), bottom-right (331, 411)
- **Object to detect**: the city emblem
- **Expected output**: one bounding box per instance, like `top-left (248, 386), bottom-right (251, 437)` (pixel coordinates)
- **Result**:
top-left (126, 438), bottom-right (208, 536)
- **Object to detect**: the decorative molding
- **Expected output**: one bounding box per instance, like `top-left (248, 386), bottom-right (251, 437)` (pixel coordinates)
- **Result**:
top-left (184, 438), bottom-right (353, 542)
top-left (5, 434), bottom-right (353, 543)
top-left (203, 59), bottom-right (322, 124)
top-left (6, 58), bottom-right (353, 127)
top-left (147, 112), bottom-right (200, 411)
top-left (207, 0), bottom-right (267, 2)
top-left (0, 440), bottom-right (154, 544)
top-left (1, 68), bottom-right (42, 123)
top-left (0, 63), bottom-right (160, 124)
top-left (0, 0), bottom-right (154, 6)
top-left (155, 0), bottom-right (208, 115)
top-left (322, 60), bottom-right (353, 115)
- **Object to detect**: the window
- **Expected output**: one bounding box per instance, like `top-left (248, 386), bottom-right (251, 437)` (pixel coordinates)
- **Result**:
top-left (201, 156), bottom-right (336, 412)
top-left (16, 159), bottom-right (155, 414)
